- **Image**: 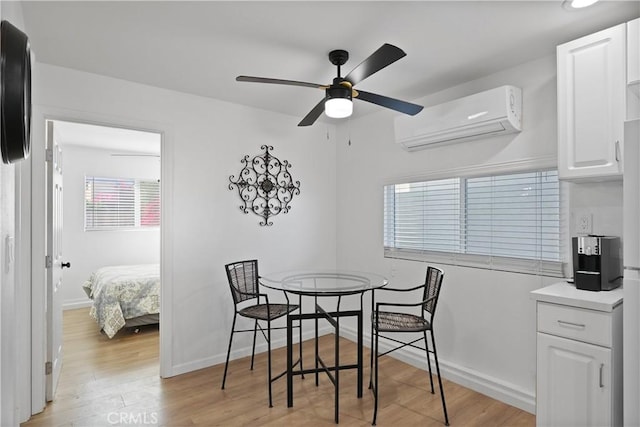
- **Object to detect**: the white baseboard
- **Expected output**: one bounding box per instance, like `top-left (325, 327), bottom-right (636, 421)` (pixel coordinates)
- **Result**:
top-left (63, 299), bottom-right (92, 311)
top-left (168, 324), bottom-right (332, 378)
top-left (339, 326), bottom-right (536, 415)
top-left (170, 355), bottom-right (220, 378)
top-left (169, 322), bottom-right (536, 415)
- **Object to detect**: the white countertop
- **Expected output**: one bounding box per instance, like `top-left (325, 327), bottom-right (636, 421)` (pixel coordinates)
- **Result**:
top-left (530, 281), bottom-right (623, 312)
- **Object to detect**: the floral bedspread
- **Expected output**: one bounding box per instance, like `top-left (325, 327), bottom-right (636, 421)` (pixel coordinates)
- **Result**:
top-left (82, 264), bottom-right (160, 338)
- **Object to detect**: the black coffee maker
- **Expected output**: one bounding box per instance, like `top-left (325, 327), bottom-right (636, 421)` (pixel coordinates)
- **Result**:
top-left (572, 236), bottom-right (622, 291)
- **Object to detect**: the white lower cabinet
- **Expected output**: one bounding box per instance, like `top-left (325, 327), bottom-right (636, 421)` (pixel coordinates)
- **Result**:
top-left (536, 333), bottom-right (611, 427)
top-left (531, 283), bottom-right (623, 427)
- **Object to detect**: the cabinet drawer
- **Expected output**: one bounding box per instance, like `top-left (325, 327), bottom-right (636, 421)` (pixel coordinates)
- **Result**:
top-left (537, 302), bottom-right (612, 347)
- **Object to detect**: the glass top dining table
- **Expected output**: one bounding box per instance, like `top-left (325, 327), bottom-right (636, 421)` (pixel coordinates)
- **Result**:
top-left (259, 269), bottom-right (388, 296)
top-left (259, 269), bottom-right (388, 423)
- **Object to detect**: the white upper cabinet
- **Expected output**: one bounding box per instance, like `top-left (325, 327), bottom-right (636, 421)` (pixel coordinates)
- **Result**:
top-left (557, 23), bottom-right (626, 180)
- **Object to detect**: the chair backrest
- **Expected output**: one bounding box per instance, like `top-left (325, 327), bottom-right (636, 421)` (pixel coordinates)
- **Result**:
top-left (225, 260), bottom-right (259, 304)
top-left (422, 266), bottom-right (444, 317)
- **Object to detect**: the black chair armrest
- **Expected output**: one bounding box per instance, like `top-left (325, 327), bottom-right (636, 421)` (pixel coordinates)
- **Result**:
top-left (376, 301), bottom-right (422, 310)
top-left (257, 292), bottom-right (270, 306)
top-left (371, 284), bottom-right (429, 313)
top-left (233, 288), bottom-right (274, 305)
top-left (257, 284), bottom-right (299, 308)
top-left (375, 295), bottom-right (436, 312)
top-left (234, 288), bottom-right (260, 298)
top-left (376, 283), bottom-right (424, 293)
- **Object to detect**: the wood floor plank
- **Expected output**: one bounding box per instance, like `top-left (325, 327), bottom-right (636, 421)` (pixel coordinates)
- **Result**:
top-left (21, 308), bottom-right (536, 426)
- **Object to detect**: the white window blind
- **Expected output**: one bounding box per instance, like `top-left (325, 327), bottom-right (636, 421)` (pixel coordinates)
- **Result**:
top-left (85, 176), bottom-right (160, 230)
top-left (384, 170), bottom-right (563, 276)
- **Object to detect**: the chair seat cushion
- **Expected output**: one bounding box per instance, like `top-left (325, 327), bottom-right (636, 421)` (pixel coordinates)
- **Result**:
top-left (239, 303), bottom-right (299, 321)
top-left (373, 311), bottom-right (431, 332)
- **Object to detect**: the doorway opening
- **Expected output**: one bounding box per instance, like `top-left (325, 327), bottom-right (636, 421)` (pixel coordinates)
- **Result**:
top-left (46, 119), bottom-right (162, 401)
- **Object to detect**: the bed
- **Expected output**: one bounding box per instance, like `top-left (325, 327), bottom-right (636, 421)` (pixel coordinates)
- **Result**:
top-left (82, 264), bottom-right (160, 338)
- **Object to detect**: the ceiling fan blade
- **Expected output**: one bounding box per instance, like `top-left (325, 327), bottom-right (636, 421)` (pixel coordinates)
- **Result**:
top-left (344, 44), bottom-right (406, 86)
top-left (236, 75), bottom-right (326, 89)
top-left (355, 90), bottom-right (423, 116)
top-left (298, 98), bottom-right (326, 127)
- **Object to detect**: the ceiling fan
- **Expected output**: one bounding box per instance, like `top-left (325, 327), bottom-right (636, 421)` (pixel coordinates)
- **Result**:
top-left (236, 43), bottom-right (423, 127)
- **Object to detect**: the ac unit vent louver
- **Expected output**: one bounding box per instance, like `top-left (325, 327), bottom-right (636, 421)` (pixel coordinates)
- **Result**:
top-left (394, 85), bottom-right (522, 151)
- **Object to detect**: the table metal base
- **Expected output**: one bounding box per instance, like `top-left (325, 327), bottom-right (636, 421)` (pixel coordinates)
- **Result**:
top-left (286, 304), bottom-right (363, 424)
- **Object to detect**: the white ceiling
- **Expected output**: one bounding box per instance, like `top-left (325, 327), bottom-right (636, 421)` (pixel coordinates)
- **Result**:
top-left (22, 1), bottom-right (640, 125)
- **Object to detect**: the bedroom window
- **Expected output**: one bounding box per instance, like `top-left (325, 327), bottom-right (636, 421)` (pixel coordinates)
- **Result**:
top-left (383, 169), bottom-right (563, 276)
top-left (84, 176), bottom-right (160, 230)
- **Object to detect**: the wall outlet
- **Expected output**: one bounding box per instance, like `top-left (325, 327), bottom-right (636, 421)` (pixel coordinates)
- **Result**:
top-left (576, 212), bottom-right (593, 234)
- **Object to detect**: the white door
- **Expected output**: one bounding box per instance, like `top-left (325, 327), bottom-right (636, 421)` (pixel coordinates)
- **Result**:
top-left (537, 332), bottom-right (612, 427)
top-left (45, 120), bottom-right (66, 401)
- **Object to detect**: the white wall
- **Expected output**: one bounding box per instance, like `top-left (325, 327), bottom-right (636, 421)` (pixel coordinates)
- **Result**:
top-left (31, 62), bottom-right (338, 384)
top-left (0, 143), bottom-right (16, 427)
top-left (570, 180), bottom-right (623, 238)
top-left (61, 144), bottom-right (161, 309)
top-left (334, 54), bottom-right (623, 413)
top-left (0, 2), bottom-right (30, 426)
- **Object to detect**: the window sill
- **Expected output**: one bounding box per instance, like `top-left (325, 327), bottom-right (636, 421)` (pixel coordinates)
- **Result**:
top-left (384, 248), bottom-right (566, 278)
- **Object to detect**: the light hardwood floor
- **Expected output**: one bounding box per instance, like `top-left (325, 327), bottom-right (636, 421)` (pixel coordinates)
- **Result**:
top-left (22, 308), bottom-right (535, 426)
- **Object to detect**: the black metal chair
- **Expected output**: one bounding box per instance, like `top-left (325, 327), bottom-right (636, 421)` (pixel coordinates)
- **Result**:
top-left (221, 259), bottom-right (301, 407)
top-left (369, 266), bottom-right (449, 426)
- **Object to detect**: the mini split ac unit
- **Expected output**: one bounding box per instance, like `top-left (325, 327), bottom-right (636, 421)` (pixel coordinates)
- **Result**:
top-left (394, 85), bottom-right (522, 151)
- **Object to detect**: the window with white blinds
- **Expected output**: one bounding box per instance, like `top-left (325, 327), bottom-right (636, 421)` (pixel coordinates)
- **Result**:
top-left (85, 176), bottom-right (160, 230)
top-left (384, 170), bottom-right (563, 276)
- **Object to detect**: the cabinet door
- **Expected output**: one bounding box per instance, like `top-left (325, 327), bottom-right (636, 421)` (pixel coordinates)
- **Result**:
top-left (557, 24), bottom-right (626, 180)
top-left (537, 333), bottom-right (612, 427)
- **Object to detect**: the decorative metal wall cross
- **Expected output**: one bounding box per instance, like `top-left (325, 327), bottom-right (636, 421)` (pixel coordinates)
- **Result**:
top-left (229, 145), bottom-right (301, 226)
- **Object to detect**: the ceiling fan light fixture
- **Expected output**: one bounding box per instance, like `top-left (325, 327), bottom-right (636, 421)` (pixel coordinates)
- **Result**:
top-left (562, 0), bottom-right (599, 9)
top-left (325, 85), bottom-right (352, 118)
top-left (325, 98), bottom-right (352, 118)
